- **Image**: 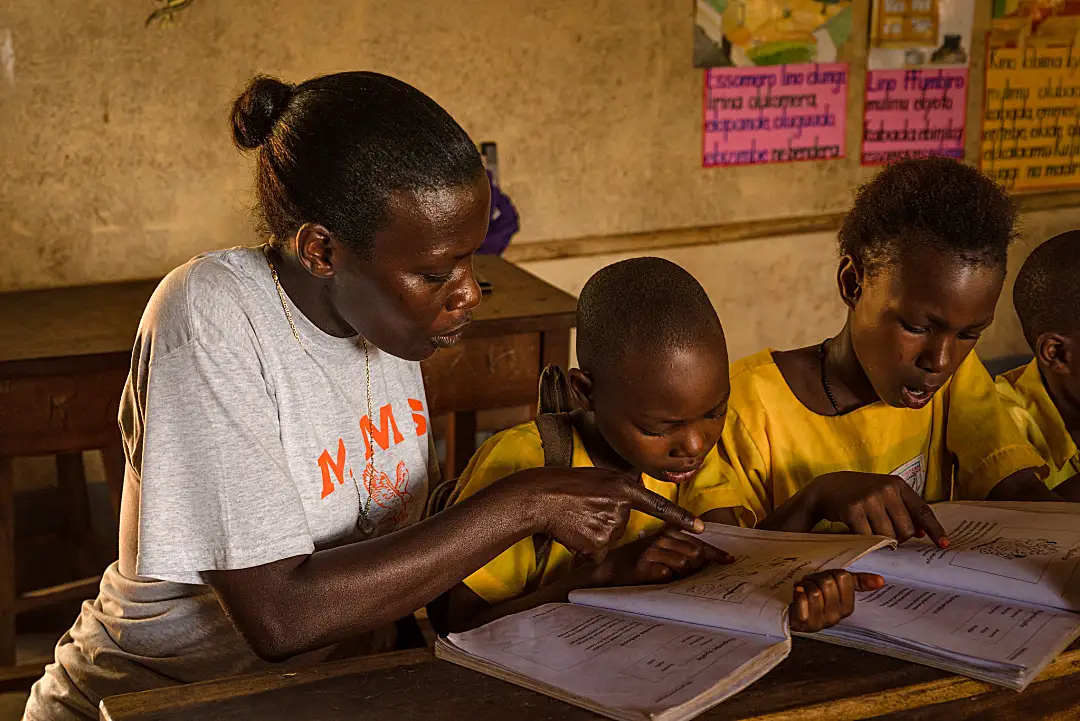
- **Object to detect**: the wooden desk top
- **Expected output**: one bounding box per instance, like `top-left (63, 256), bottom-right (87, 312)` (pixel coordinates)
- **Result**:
top-left (0, 255), bottom-right (576, 366)
top-left (100, 639), bottom-right (1080, 721)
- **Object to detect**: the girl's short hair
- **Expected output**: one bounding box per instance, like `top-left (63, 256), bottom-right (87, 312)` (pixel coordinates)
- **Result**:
top-left (839, 157), bottom-right (1018, 275)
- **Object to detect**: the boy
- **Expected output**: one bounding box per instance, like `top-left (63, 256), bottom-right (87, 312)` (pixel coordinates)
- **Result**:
top-left (996, 231), bottom-right (1080, 501)
top-left (437, 258), bottom-right (882, 634)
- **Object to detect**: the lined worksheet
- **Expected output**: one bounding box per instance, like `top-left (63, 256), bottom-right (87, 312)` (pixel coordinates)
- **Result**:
top-left (572, 526), bottom-right (894, 637)
top-left (850, 503), bottom-right (1080, 610)
top-left (440, 603), bottom-right (784, 718)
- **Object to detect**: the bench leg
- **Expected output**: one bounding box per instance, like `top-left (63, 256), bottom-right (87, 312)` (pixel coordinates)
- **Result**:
top-left (0, 456), bottom-right (16, 665)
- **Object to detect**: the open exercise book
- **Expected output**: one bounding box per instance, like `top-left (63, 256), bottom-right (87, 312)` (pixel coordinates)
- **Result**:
top-left (436, 503), bottom-right (1080, 720)
top-left (818, 501), bottom-right (1080, 691)
top-left (435, 527), bottom-right (893, 721)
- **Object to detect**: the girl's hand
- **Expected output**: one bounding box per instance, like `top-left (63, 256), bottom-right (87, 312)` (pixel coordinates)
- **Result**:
top-left (789, 569), bottom-right (884, 632)
top-left (807, 471), bottom-right (949, 546)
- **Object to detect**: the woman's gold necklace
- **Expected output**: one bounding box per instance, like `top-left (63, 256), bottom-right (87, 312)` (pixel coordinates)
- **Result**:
top-left (266, 251), bottom-right (377, 535)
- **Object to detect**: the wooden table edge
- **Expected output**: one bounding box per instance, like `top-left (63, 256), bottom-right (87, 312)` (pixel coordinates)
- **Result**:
top-left (0, 315), bottom-right (577, 368)
top-left (1, 256), bottom-right (578, 366)
top-left (450, 312), bottom-right (576, 341)
top-left (98, 647), bottom-right (1080, 721)
top-left (739, 647), bottom-right (1080, 721)
top-left (99, 648), bottom-right (433, 719)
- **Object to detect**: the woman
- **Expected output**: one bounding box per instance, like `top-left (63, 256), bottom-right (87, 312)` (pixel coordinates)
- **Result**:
top-left (24, 72), bottom-right (699, 720)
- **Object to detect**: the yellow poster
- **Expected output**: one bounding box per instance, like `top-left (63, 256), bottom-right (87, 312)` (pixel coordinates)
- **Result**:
top-left (991, 1), bottom-right (1080, 48)
top-left (980, 44), bottom-right (1080, 189)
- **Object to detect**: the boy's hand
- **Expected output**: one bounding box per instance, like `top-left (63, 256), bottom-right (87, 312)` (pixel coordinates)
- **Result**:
top-left (789, 570), bottom-right (884, 633)
top-left (587, 527), bottom-right (734, 587)
top-left (808, 471), bottom-right (949, 547)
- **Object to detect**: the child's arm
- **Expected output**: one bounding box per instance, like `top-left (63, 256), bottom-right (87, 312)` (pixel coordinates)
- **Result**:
top-left (756, 471), bottom-right (948, 546)
top-left (699, 507), bottom-right (741, 525)
top-left (439, 528), bottom-right (730, 634)
top-left (987, 468), bottom-right (1068, 502)
top-left (441, 576), bottom-right (605, 635)
top-left (1054, 475), bottom-right (1080, 501)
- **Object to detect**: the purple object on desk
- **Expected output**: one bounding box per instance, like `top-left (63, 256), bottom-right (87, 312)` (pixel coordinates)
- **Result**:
top-left (477, 170), bottom-right (519, 255)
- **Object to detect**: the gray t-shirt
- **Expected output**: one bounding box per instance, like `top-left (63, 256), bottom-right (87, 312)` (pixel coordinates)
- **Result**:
top-left (25, 246), bottom-right (438, 720)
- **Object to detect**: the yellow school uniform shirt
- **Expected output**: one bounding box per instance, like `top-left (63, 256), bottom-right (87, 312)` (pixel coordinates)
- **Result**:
top-left (454, 420), bottom-right (760, 605)
top-left (718, 350), bottom-right (1046, 531)
top-left (995, 359), bottom-right (1078, 492)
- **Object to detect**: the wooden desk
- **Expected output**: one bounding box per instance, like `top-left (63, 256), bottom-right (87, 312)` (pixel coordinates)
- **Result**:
top-left (0, 255), bottom-right (576, 665)
top-left (99, 639), bottom-right (1080, 721)
top-left (0, 255), bottom-right (576, 465)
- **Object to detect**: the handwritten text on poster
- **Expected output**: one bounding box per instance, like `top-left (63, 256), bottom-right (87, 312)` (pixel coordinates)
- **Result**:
top-left (863, 68), bottom-right (968, 164)
top-left (980, 45), bottom-right (1080, 190)
top-left (703, 63), bottom-right (848, 167)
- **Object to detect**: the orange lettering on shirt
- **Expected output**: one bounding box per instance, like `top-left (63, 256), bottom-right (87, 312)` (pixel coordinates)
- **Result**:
top-left (408, 398), bottom-right (428, 436)
top-left (361, 404), bottom-right (405, 460)
top-left (317, 438), bottom-right (347, 499)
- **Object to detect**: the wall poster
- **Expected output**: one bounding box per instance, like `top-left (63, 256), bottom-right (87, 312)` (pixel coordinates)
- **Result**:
top-left (862, 0), bottom-right (976, 165)
top-left (981, 1), bottom-right (1080, 189)
top-left (696, 2), bottom-right (851, 167)
top-left (703, 64), bottom-right (848, 166)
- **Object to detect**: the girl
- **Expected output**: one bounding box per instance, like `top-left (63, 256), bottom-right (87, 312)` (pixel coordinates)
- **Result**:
top-left (713, 157), bottom-right (1060, 542)
top-left (23, 73), bottom-right (699, 720)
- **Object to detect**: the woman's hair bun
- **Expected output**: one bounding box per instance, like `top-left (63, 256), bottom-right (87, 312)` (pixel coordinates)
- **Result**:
top-left (230, 75), bottom-right (296, 150)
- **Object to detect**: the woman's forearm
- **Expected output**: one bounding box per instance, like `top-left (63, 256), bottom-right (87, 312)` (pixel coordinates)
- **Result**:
top-left (207, 477), bottom-right (541, 660)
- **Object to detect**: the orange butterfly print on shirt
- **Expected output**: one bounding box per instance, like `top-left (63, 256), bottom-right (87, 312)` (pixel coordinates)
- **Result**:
top-left (362, 460), bottom-right (414, 527)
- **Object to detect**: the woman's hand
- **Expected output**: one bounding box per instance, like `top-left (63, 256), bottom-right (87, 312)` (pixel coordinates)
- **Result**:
top-left (789, 570), bottom-right (884, 633)
top-left (585, 527), bottom-right (734, 588)
top-left (805, 471), bottom-right (948, 546)
top-left (511, 467), bottom-right (705, 564)
top-left (205, 466), bottom-right (703, 660)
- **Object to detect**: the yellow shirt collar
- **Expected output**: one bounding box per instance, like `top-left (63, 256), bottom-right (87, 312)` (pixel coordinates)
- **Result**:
top-left (1015, 360), bottom-right (1079, 470)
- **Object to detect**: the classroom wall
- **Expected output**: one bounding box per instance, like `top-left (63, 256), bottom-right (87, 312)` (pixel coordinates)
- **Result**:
top-left (1, 0), bottom-right (872, 293)
top-left (1, 0), bottom-right (1077, 358)
top-left (523, 205), bottom-right (1080, 364)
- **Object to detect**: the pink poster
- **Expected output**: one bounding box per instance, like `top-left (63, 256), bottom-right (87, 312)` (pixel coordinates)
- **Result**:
top-left (862, 68), bottom-right (968, 165)
top-left (703, 63), bottom-right (848, 167)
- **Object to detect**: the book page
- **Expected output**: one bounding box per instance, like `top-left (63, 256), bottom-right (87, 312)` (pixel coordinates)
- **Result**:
top-left (850, 503), bottom-right (1080, 610)
top-left (819, 576), bottom-right (1080, 673)
top-left (570, 525), bottom-right (894, 638)
top-left (438, 603), bottom-right (787, 721)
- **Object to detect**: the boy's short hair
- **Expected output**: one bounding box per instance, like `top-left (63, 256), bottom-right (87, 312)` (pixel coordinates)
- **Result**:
top-left (1013, 231), bottom-right (1080, 349)
top-left (576, 257), bottom-right (723, 377)
top-left (838, 157), bottom-right (1018, 275)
